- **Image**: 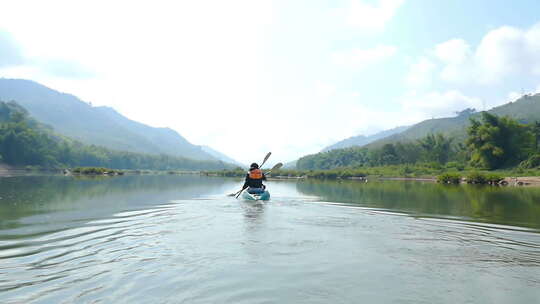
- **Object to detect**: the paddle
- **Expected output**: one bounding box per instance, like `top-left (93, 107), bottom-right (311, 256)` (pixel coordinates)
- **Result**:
top-left (227, 152), bottom-right (272, 197)
top-left (265, 162), bottom-right (283, 175)
top-left (227, 162), bottom-right (283, 197)
top-left (259, 152), bottom-right (272, 170)
top-left (235, 161), bottom-right (282, 198)
top-left (236, 152), bottom-right (272, 198)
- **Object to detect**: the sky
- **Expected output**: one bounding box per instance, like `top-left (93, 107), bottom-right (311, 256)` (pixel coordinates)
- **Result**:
top-left (1, 0), bottom-right (540, 164)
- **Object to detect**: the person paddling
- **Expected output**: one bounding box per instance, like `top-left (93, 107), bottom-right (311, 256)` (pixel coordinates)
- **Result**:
top-left (242, 163), bottom-right (267, 194)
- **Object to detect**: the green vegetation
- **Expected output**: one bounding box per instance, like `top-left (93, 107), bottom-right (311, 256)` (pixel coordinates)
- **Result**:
top-left (0, 79), bottom-right (225, 161)
top-left (467, 112), bottom-right (533, 169)
top-left (72, 167), bottom-right (124, 175)
top-left (213, 162), bottom-right (540, 182)
top-left (439, 171), bottom-right (503, 185)
top-left (296, 134), bottom-right (462, 171)
top-left (520, 154), bottom-right (540, 169)
top-left (295, 179), bottom-right (540, 229)
top-left (0, 101), bottom-right (233, 171)
top-left (364, 94), bottom-right (540, 150)
top-left (437, 173), bottom-right (461, 184)
top-left (212, 109), bottom-right (540, 182)
top-left (291, 111), bottom-right (540, 180)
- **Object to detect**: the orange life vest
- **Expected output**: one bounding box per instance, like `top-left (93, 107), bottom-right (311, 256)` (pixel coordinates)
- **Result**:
top-left (249, 168), bottom-right (263, 179)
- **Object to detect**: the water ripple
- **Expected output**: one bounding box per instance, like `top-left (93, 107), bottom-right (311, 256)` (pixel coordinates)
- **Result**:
top-left (2, 186), bottom-right (540, 303)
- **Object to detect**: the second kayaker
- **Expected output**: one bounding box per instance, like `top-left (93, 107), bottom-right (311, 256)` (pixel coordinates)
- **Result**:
top-left (242, 163), bottom-right (267, 194)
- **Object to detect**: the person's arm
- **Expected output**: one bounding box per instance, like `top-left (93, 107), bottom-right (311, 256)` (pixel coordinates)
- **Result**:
top-left (262, 173), bottom-right (267, 181)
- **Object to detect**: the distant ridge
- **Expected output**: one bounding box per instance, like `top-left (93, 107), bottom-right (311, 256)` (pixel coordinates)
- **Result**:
top-left (322, 125), bottom-right (409, 152)
top-left (294, 93), bottom-right (540, 170)
top-left (200, 146), bottom-right (244, 167)
top-left (365, 93), bottom-right (540, 149)
top-left (283, 160), bottom-right (297, 169)
top-left (0, 78), bottom-right (236, 163)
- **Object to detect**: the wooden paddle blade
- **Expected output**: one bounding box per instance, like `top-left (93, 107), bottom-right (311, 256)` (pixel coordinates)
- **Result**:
top-left (228, 188), bottom-right (244, 197)
top-left (236, 188), bottom-right (245, 199)
top-left (272, 162), bottom-right (283, 170)
top-left (260, 152), bottom-right (271, 168)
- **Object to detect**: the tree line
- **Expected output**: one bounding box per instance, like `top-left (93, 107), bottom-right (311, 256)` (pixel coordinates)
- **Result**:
top-left (297, 112), bottom-right (540, 171)
top-left (0, 101), bottom-right (233, 170)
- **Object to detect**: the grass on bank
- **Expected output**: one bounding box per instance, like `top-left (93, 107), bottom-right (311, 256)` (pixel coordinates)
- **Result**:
top-left (207, 162), bottom-right (540, 185)
top-left (72, 167), bottom-right (124, 175)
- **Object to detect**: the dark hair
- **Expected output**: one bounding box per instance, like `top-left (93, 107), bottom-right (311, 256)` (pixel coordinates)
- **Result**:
top-left (250, 163), bottom-right (259, 169)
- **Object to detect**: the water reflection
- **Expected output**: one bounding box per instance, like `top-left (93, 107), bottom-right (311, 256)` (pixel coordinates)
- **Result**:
top-left (296, 180), bottom-right (540, 230)
top-left (1, 176), bottom-right (540, 303)
top-left (0, 175), bottom-right (235, 236)
top-left (241, 201), bottom-right (265, 224)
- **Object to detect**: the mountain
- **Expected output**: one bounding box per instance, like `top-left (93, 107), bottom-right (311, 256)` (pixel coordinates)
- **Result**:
top-left (0, 78), bottom-right (234, 162)
top-left (295, 93), bottom-right (540, 170)
top-left (280, 159), bottom-right (297, 169)
top-left (0, 100), bottom-right (233, 170)
top-left (322, 125), bottom-right (409, 152)
top-left (200, 146), bottom-right (244, 167)
top-left (365, 93), bottom-right (540, 149)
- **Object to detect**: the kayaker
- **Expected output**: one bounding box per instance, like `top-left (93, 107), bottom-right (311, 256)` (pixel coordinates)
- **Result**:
top-left (242, 163), bottom-right (267, 194)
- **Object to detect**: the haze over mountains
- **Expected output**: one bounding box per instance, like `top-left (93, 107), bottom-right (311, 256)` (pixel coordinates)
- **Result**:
top-left (294, 93), bottom-right (540, 169)
top-left (321, 126), bottom-right (409, 152)
top-left (0, 78), bottom-right (239, 165)
top-left (200, 146), bottom-right (244, 167)
top-left (363, 93), bottom-right (540, 149)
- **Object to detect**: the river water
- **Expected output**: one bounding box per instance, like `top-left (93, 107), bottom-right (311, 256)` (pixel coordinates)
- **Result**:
top-left (1, 175), bottom-right (539, 303)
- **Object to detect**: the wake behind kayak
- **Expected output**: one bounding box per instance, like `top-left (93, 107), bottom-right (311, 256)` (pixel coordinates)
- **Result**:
top-left (241, 190), bottom-right (270, 201)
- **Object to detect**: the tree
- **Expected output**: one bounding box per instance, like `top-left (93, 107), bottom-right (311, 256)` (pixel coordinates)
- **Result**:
top-left (455, 108), bottom-right (477, 117)
top-left (0, 101), bottom-right (234, 170)
top-left (380, 143), bottom-right (399, 165)
top-left (466, 112), bottom-right (533, 169)
top-left (417, 133), bottom-right (453, 164)
top-left (533, 121), bottom-right (540, 152)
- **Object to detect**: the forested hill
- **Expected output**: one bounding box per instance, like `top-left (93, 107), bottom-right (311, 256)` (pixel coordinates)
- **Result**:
top-left (296, 93), bottom-right (540, 170)
top-left (322, 125), bottom-right (409, 152)
top-left (0, 78), bottom-right (230, 161)
top-left (0, 101), bottom-right (233, 170)
top-left (365, 93), bottom-right (540, 149)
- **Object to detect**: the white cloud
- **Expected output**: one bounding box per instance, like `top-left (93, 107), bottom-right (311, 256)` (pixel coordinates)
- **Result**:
top-left (405, 57), bottom-right (436, 87)
top-left (507, 91), bottom-right (522, 102)
top-left (5, 0), bottom-right (537, 164)
top-left (0, 27), bottom-right (95, 78)
top-left (0, 0), bottom-right (278, 162)
top-left (331, 45), bottom-right (396, 68)
top-left (314, 81), bottom-right (337, 98)
top-left (0, 30), bottom-right (24, 67)
top-left (401, 90), bottom-right (483, 119)
top-left (475, 26), bottom-right (533, 83)
top-left (343, 0), bottom-right (404, 31)
top-left (430, 23), bottom-right (540, 86)
top-left (434, 39), bottom-right (471, 64)
top-left (433, 39), bottom-right (474, 83)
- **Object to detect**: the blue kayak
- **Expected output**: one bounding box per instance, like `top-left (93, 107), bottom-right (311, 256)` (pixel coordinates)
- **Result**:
top-left (241, 190), bottom-right (270, 201)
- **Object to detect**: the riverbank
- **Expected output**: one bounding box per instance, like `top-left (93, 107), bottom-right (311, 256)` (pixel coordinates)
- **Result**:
top-left (207, 165), bottom-right (540, 187)
top-left (0, 165), bottom-right (201, 177)
top-left (4, 164), bottom-right (540, 187)
top-left (379, 176), bottom-right (540, 186)
top-left (269, 175), bottom-right (540, 187)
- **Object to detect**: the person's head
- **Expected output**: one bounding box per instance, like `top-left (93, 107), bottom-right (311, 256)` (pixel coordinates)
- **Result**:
top-left (250, 163), bottom-right (259, 170)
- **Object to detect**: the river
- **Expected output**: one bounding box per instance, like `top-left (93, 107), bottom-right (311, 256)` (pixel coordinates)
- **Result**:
top-left (1, 175), bottom-right (539, 303)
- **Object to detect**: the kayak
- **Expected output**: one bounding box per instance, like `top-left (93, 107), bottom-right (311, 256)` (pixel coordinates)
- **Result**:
top-left (241, 190), bottom-right (270, 201)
